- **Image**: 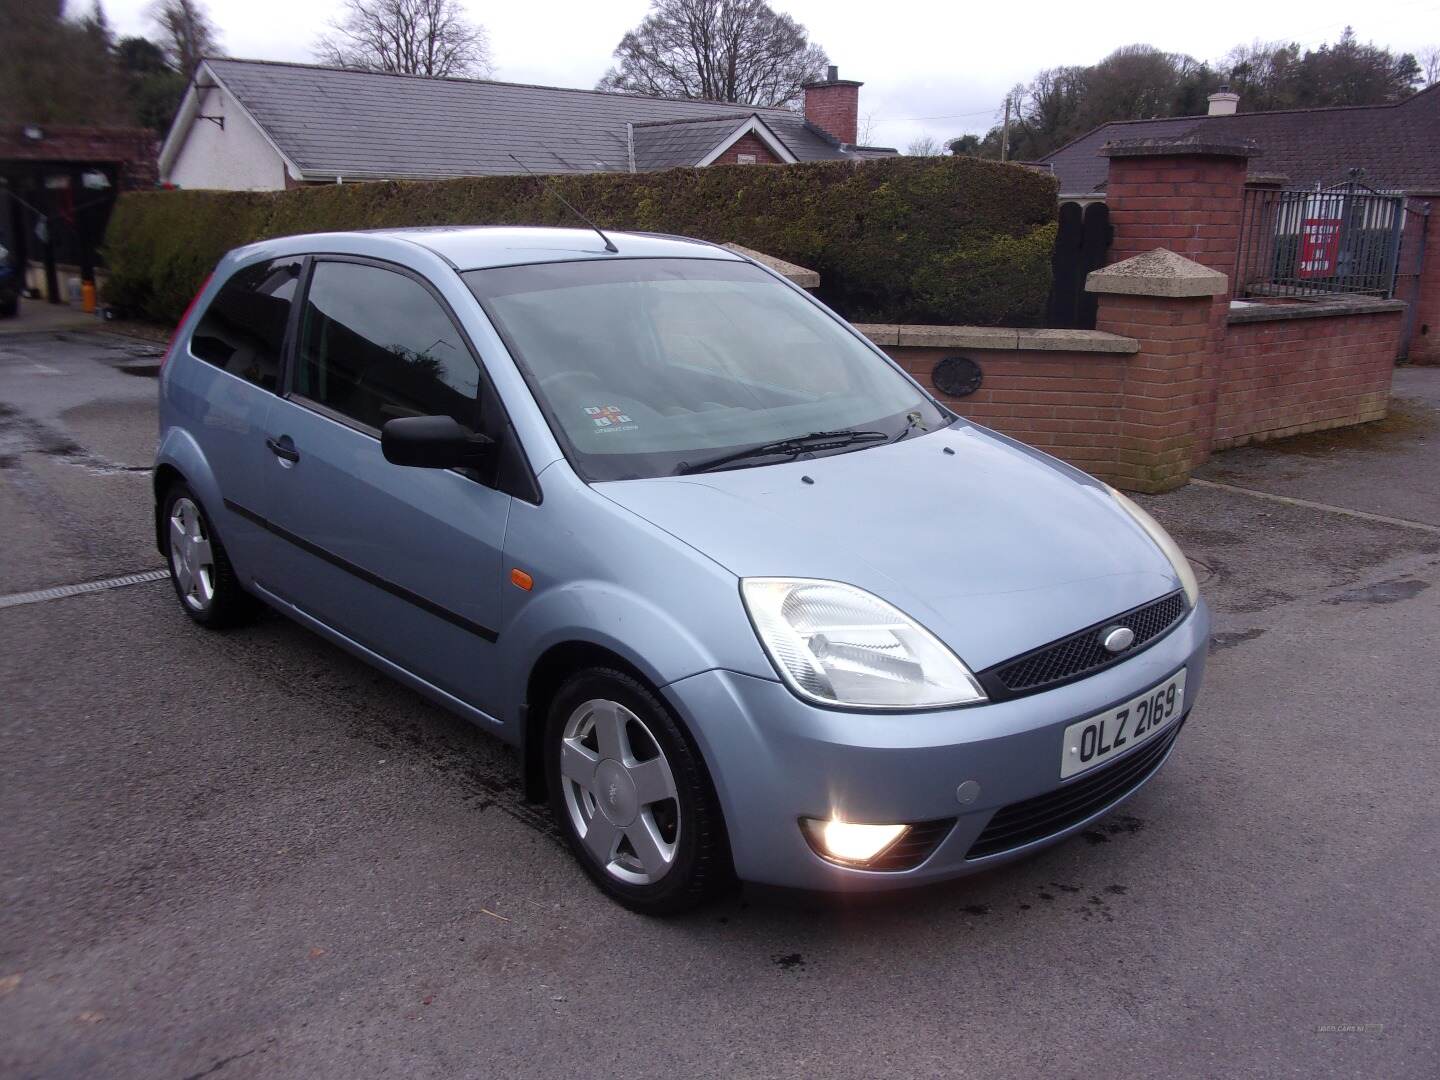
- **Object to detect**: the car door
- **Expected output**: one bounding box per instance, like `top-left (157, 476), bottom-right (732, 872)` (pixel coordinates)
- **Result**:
top-left (258, 256), bottom-right (511, 716)
top-left (181, 256), bottom-right (302, 572)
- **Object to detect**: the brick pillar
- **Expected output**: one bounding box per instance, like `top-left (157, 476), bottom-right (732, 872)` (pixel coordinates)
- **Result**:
top-left (1086, 249), bottom-right (1229, 492)
top-left (1101, 137), bottom-right (1255, 281)
top-left (1404, 198), bottom-right (1440, 365)
top-left (1100, 138), bottom-right (1255, 456)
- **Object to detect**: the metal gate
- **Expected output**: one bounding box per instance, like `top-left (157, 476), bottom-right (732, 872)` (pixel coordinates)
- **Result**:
top-left (1235, 180), bottom-right (1406, 299)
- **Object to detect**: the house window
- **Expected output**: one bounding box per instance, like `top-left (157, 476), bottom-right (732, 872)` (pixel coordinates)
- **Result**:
top-left (736, 153), bottom-right (757, 165)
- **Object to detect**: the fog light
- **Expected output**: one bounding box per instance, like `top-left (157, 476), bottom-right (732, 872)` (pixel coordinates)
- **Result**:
top-left (801, 816), bottom-right (908, 866)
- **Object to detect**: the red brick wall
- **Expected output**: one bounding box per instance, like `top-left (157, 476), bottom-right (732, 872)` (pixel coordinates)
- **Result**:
top-left (853, 146), bottom-right (1407, 491)
top-left (1215, 310), bottom-right (1401, 446)
top-left (864, 302), bottom-right (1402, 490)
top-left (710, 133), bottom-right (781, 165)
top-left (872, 345), bottom-right (1134, 481)
top-left (1094, 144), bottom-right (1401, 483)
top-left (803, 82), bottom-right (860, 145)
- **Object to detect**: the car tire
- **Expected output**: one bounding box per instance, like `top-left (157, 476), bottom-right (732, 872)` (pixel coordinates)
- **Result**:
top-left (161, 482), bottom-right (257, 628)
top-left (545, 667), bottom-right (732, 915)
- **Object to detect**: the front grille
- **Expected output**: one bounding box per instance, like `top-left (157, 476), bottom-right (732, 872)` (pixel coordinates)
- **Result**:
top-left (980, 591), bottom-right (1187, 700)
top-left (965, 718), bottom-right (1184, 860)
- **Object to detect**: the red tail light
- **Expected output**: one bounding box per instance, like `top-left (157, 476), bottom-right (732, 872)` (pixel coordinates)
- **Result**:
top-left (161, 273), bottom-right (212, 371)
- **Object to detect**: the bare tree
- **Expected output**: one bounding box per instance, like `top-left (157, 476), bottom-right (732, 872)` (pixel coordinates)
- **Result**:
top-left (855, 111), bottom-right (877, 145)
top-left (315, 0), bottom-right (492, 78)
top-left (597, 0), bottom-right (827, 107)
top-left (905, 135), bottom-right (941, 156)
top-left (1419, 45), bottom-right (1440, 86)
top-left (149, 0), bottom-right (221, 78)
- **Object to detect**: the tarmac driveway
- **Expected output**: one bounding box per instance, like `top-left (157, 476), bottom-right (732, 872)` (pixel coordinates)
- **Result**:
top-left (1, 331), bottom-right (1437, 1079)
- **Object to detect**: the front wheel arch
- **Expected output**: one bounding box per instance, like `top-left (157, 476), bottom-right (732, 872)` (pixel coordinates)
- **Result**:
top-left (522, 640), bottom-right (653, 803)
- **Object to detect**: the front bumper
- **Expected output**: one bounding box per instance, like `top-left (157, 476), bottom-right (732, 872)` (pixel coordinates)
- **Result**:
top-left (662, 600), bottom-right (1211, 891)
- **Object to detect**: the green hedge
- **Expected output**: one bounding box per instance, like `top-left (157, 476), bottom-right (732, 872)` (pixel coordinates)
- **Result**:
top-left (103, 156), bottom-right (1057, 326)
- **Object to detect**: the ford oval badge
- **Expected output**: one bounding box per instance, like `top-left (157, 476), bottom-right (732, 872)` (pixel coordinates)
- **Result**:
top-left (1102, 626), bottom-right (1135, 653)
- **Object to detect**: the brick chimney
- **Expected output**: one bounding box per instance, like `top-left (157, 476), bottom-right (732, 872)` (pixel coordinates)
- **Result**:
top-left (803, 65), bottom-right (863, 146)
top-left (1207, 86), bottom-right (1239, 116)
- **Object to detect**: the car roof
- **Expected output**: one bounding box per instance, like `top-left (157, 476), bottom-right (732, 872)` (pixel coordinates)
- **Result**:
top-left (349, 226), bottom-right (740, 271)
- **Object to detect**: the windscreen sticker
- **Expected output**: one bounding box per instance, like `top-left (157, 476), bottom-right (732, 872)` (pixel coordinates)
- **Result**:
top-left (584, 405), bottom-right (637, 434)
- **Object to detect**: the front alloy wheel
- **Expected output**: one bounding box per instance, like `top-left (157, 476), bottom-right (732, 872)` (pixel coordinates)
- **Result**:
top-left (546, 668), bottom-right (731, 914)
top-left (560, 698), bottom-right (681, 885)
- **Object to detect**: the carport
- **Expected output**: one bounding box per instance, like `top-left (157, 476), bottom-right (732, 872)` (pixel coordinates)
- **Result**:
top-left (0, 125), bottom-right (157, 309)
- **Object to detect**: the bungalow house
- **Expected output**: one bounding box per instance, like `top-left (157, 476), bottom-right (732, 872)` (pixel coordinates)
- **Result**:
top-left (1037, 84), bottom-right (1440, 201)
top-left (158, 59), bottom-right (894, 190)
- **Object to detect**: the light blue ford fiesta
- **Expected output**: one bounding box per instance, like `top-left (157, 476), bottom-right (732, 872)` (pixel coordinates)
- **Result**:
top-left (155, 226), bottom-right (1209, 913)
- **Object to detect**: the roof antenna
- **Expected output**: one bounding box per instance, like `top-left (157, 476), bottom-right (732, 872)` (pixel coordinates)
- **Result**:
top-left (507, 153), bottom-right (618, 253)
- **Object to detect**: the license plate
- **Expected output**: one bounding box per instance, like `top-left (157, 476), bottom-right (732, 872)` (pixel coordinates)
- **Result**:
top-left (1060, 669), bottom-right (1186, 779)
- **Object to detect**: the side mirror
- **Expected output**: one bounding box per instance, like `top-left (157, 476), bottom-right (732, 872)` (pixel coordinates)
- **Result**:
top-left (381, 415), bottom-right (493, 469)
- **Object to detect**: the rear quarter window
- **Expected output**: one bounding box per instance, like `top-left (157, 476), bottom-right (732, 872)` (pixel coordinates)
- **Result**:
top-left (190, 259), bottom-right (301, 390)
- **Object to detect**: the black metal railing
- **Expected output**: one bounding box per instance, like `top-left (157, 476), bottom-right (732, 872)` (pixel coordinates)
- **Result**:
top-left (1235, 181), bottom-right (1406, 299)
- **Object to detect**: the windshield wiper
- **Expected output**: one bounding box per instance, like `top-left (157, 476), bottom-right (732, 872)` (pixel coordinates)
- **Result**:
top-left (677, 429), bottom-right (887, 475)
top-left (888, 410), bottom-right (928, 444)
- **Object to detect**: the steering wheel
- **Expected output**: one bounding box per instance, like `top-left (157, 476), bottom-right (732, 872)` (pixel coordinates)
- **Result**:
top-left (539, 370), bottom-right (604, 396)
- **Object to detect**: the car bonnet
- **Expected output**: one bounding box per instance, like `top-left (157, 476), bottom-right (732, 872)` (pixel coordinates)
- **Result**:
top-left (594, 422), bottom-right (1181, 673)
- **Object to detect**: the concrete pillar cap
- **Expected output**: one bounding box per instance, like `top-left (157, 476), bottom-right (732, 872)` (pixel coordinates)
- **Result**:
top-left (1085, 248), bottom-right (1228, 297)
top-left (721, 243), bottom-right (820, 288)
top-left (1100, 136), bottom-right (1258, 160)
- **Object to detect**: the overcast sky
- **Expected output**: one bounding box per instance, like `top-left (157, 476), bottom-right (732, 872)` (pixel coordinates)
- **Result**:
top-left (97, 0), bottom-right (1438, 150)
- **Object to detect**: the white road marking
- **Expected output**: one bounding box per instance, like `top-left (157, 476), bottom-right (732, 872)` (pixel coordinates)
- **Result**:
top-left (0, 569), bottom-right (170, 610)
top-left (1189, 478), bottom-right (1440, 537)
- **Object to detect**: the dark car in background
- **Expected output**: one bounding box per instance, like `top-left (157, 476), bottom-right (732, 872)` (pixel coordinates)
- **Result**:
top-left (0, 244), bottom-right (20, 318)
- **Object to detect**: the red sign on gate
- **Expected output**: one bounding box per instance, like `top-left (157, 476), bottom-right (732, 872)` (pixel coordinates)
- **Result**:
top-left (1298, 218), bottom-right (1342, 278)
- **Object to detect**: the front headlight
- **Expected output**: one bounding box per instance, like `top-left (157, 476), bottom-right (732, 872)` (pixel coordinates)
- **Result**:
top-left (740, 578), bottom-right (986, 709)
top-left (1108, 487), bottom-right (1199, 605)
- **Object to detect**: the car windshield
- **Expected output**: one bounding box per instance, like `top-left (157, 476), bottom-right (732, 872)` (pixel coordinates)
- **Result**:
top-left (464, 258), bottom-right (947, 481)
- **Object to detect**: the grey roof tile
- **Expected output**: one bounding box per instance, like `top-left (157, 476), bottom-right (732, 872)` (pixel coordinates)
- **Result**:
top-left (205, 58), bottom-right (861, 179)
top-left (631, 116), bottom-right (751, 170)
top-left (1039, 85), bottom-right (1440, 196)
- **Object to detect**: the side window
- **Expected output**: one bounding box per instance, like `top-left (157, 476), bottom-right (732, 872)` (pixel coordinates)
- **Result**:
top-left (294, 261), bottom-right (480, 431)
top-left (190, 259), bottom-right (300, 390)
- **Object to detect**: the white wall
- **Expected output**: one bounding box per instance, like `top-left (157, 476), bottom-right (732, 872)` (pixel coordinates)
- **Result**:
top-left (166, 84), bottom-right (291, 191)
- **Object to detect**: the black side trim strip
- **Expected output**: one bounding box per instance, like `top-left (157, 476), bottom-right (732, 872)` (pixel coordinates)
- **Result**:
top-left (223, 499), bottom-right (499, 643)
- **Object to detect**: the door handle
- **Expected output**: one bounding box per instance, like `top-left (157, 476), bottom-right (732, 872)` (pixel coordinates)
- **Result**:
top-left (265, 437), bottom-right (300, 462)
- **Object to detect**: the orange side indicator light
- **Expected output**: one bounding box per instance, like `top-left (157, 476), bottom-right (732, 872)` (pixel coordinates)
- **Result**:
top-left (509, 568), bottom-right (534, 591)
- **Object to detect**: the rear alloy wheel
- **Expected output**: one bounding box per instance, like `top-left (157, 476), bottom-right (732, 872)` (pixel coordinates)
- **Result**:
top-left (162, 483), bottom-right (255, 628)
top-left (546, 668), bottom-right (731, 914)
top-left (169, 495), bottom-right (216, 614)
